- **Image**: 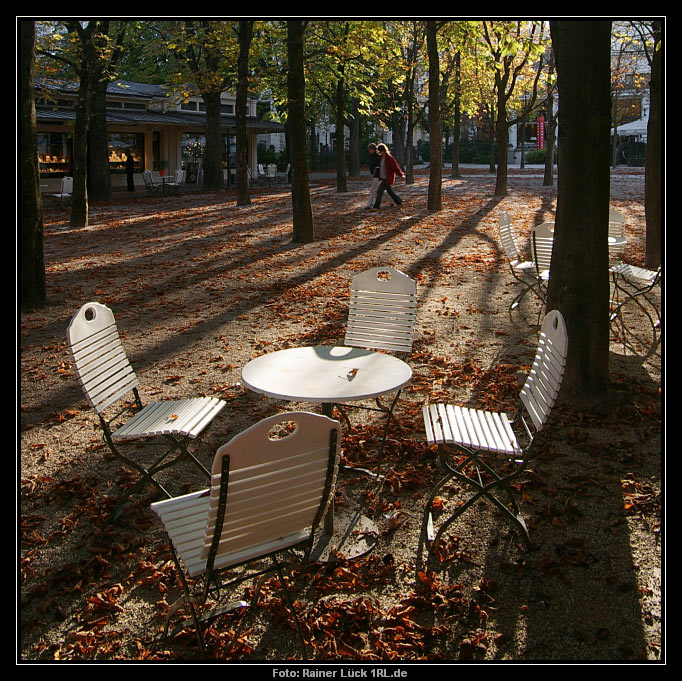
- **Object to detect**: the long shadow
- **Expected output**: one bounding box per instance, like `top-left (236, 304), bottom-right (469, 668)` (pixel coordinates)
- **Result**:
top-left (424, 349), bottom-right (659, 660)
top-left (27, 195), bottom-right (431, 417)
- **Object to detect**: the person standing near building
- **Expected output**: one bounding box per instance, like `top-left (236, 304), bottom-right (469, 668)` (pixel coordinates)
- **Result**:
top-left (125, 150), bottom-right (135, 192)
top-left (372, 143), bottom-right (404, 209)
top-left (365, 143), bottom-right (381, 210)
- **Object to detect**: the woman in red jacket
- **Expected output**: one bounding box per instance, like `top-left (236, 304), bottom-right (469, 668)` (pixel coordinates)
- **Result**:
top-left (372, 143), bottom-right (404, 209)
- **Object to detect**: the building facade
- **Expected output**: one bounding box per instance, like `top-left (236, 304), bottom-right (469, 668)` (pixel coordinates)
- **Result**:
top-left (36, 79), bottom-right (284, 191)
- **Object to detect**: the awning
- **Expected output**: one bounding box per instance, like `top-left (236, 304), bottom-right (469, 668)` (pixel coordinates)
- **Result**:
top-left (36, 106), bottom-right (284, 133)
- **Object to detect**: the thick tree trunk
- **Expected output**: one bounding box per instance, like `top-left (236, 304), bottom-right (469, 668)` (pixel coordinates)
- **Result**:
top-left (70, 74), bottom-right (92, 228)
top-left (20, 20), bottom-right (46, 309)
top-left (88, 78), bottom-right (112, 202)
top-left (335, 78), bottom-right (347, 193)
top-left (68, 21), bottom-right (99, 229)
top-left (494, 99), bottom-right (509, 196)
top-left (236, 20), bottom-right (253, 206)
top-left (349, 99), bottom-right (360, 178)
top-left (450, 52), bottom-right (462, 179)
top-left (543, 90), bottom-right (557, 187)
top-left (203, 91), bottom-right (224, 191)
top-left (548, 20), bottom-right (612, 410)
top-left (287, 21), bottom-right (315, 243)
top-left (645, 21), bottom-right (662, 269)
top-left (426, 21), bottom-right (442, 211)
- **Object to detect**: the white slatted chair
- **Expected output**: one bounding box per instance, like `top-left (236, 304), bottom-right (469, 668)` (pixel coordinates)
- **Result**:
top-left (609, 263), bottom-right (662, 347)
top-left (151, 411), bottom-right (340, 658)
top-left (142, 169), bottom-right (162, 197)
top-left (531, 222), bottom-right (554, 307)
top-left (420, 310), bottom-right (567, 558)
top-left (345, 266), bottom-right (417, 356)
top-left (341, 267), bottom-right (417, 465)
top-left (497, 212), bottom-right (539, 311)
top-left (67, 302), bottom-right (226, 518)
top-left (608, 209), bottom-right (627, 265)
top-left (166, 168), bottom-right (184, 195)
top-left (49, 175), bottom-right (73, 207)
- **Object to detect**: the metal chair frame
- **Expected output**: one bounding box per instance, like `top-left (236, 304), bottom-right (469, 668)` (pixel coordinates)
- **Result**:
top-left (142, 169), bottom-right (163, 197)
top-left (498, 212), bottom-right (540, 312)
top-left (151, 412), bottom-right (340, 659)
top-left (48, 175), bottom-right (73, 208)
top-left (67, 303), bottom-right (225, 519)
top-left (609, 264), bottom-right (662, 353)
top-left (419, 311), bottom-right (567, 565)
top-left (531, 223), bottom-right (554, 308)
top-left (336, 267), bottom-right (417, 470)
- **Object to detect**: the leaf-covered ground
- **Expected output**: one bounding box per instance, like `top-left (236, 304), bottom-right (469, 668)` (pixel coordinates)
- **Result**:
top-left (20, 168), bottom-right (662, 663)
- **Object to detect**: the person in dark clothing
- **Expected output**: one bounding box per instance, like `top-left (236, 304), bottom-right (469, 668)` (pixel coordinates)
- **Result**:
top-left (365, 143), bottom-right (381, 209)
top-left (373, 143), bottom-right (404, 209)
top-left (125, 150), bottom-right (135, 192)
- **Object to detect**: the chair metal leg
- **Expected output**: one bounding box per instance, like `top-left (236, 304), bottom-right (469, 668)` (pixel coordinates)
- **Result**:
top-left (508, 271), bottom-right (542, 312)
top-left (609, 270), bottom-right (661, 350)
top-left (104, 428), bottom-right (211, 521)
top-left (420, 444), bottom-right (532, 568)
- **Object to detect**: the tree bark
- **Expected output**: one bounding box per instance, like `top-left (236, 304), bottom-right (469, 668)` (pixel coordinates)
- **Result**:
top-left (88, 74), bottom-right (112, 202)
top-left (236, 20), bottom-right (254, 206)
top-left (88, 21), bottom-right (126, 202)
top-left (349, 99), bottom-right (360, 178)
top-left (543, 91), bottom-right (557, 186)
top-left (20, 20), bottom-right (46, 309)
top-left (203, 90), bottom-right (224, 191)
top-left (426, 21), bottom-right (442, 211)
top-left (335, 77), bottom-right (347, 192)
top-left (287, 21), bottom-right (315, 243)
top-left (548, 20), bottom-right (612, 410)
top-left (645, 20), bottom-right (662, 269)
top-left (494, 90), bottom-right (509, 196)
top-left (68, 21), bottom-right (99, 228)
top-left (450, 51), bottom-right (462, 179)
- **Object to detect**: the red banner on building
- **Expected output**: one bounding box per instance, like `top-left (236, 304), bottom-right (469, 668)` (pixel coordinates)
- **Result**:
top-left (537, 116), bottom-right (545, 149)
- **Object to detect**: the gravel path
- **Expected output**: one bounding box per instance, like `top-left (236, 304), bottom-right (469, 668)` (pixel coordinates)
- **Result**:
top-left (20, 168), bottom-right (662, 663)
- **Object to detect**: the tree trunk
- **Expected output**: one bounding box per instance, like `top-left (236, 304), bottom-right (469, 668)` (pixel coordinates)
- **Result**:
top-left (487, 107), bottom-right (496, 173)
top-left (349, 99), bottom-right (360, 178)
top-left (450, 52), bottom-right (462, 179)
top-left (335, 78), bottom-right (347, 192)
top-left (287, 21), bottom-right (315, 243)
top-left (645, 20), bottom-right (662, 269)
top-left (88, 76), bottom-right (112, 202)
top-left (548, 20), bottom-right (612, 411)
top-left (236, 20), bottom-right (253, 206)
top-left (88, 21), bottom-right (125, 203)
top-left (203, 91), bottom-right (224, 191)
top-left (494, 94), bottom-right (509, 196)
top-left (426, 21), bottom-right (442, 211)
top-left (20, 20), bottom-right (46, 309)
top-left (543, 90), bottom-right (556, 186)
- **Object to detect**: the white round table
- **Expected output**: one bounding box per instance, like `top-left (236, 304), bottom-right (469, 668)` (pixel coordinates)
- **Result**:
top-left (241, 345), bottom-right (412, 561)
top-left (241, 345), bottom-right (413, 410)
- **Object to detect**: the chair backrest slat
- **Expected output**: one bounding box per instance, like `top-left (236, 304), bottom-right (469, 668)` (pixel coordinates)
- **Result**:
top-left (67, 303), bottom-right (139, 413)
top-left (201, 412), bottom-right (339, 562)
top-left (519, 310), bottom-right (568, 431)
top-left (498, 212), bottom-right (522, 263)
top-left (344, 267), bottom-right (417, 354)
top-left (61, 176), bottom-right (73, 194)
top-left (531, 223), bottom-right (554, 273)
top-left (608, 209), bottom-right (626, 262)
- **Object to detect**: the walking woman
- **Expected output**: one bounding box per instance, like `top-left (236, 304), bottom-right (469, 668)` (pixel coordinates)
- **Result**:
top-left (365, 143), bottom-right (381, 209)
top-left (373, 143), bottom-right (404, 209)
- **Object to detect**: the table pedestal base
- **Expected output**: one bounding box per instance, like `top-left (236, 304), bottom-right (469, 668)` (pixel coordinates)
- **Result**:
top-left (310, 507), bottom-right (378, 563)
